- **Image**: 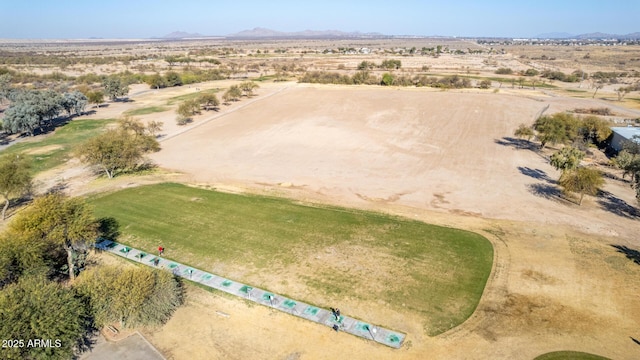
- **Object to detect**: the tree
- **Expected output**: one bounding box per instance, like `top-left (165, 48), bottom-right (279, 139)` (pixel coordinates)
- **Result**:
top-left (0, 275), bottom-right (90, 359)
top-left (223, 85), bottom-right (242, 102)
top-left (146, 74), bottom-right (167, 89)
top-left (3, 101), bottom-right (40, 135)
top-left (164, 71), bottom-right (183, 87)
top-left (479, 79), bottom-right (492, 89)
top-left (380, 59), bottom-right (401, 70)
top-left (177, 99), bottom-right (200, 117)
top-left (533, 113), bottom-right (580, 148)
top-left (176, 99), bottom-right (200, 125)
top-left (8, 193), bottom-right (98, 280)
top-left (514, 124), bottom-right (535, 142)
top-left (580, 115), bottom-right (612, 144)
top-left (2, 89), bottom-right (63, 135)
top-left (550, 146), bottom-right (585, 172)
top-left (357, 61), bottom-right (374, 70)
top-left (118, 115), bottom-right (146, 136)
top-left (76, 266), bottom-right (183, 328)
top-left (164, 55), bottom-right (179, 67)
top-left (60, 90), bottom-right (88, 116)
top-left (616, 86), bottom-right (632, 101)
top-left (0, 73), bottom-right (12, 104)
top-left (381, 73), bottom-right (394, 86)
top-left (558, 167), bottom-right (604, 205)
top-left (239, 81), bottom-right (259, 96)
top-left (495, 68), bottom-right (513, 75)
top-left (621, 157), bottom-right (640, 202)
top-left (592, 81), bottom-right (604, 99)
top-left (0, 231), bottom-right (47, 288)
top-left (86, 90), bottom-right (104, 108)
top-left (352, 71), bottom-right (374, 85)
top-left (613, 150), bottom-right (636, 174)
top-left (77, 119), bottom-right (160, 178)
top-left (147, 120), bottom-right (164, 137)
top-left (197, 93), bottom-right (220, 111)
top-left (102, 76), bottom-right (129, 101)
top-left (0, 154), bottom-right (32, 220)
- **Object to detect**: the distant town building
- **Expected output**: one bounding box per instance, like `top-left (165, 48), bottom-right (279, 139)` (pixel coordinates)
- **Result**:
top-left (610, 127), bottom-right (640, 152)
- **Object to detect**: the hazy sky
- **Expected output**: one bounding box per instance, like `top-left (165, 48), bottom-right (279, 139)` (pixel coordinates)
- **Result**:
top-left (1, 0), bottom-right (637, 39)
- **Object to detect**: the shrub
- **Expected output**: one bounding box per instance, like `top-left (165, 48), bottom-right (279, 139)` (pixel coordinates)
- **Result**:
top-left (381, 73), bottom-right (394, 86)
top-left (495, 68), bottom-right (513, 75)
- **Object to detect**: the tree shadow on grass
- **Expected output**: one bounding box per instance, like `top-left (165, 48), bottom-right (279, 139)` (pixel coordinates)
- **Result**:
top-left (98, 217), bottom-right (120, 241)
top-left (611, 245), bottom-right (640, 265)
top-left (518, 166), bottom-right (554, 183)
top-left (597, 191), bottom-right (640, 220)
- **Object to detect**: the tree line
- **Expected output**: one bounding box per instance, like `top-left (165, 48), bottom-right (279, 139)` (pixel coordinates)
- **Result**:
top-left (175, 81), bottom-right (259, 125)
top-left (0, 73), bottom-right (130, 135)
top-left (299, 71), bottom-right (474, 89)
top-left (0, 65), bottom-right (228, 90)
top-left (1, 87), bottom-right (87, 135)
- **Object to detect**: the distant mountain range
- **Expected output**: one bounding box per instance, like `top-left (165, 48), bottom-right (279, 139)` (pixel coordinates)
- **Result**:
top-left (226, 27), bottom-right (383, 38)
top-left (160, 31), bottom-right (207, 39)
top-left (158, 28), bottom-right (640, 40)
top-left (160, 28), bottom-right (383, 39)
top-left (534, 31), bottom-right (640, 39)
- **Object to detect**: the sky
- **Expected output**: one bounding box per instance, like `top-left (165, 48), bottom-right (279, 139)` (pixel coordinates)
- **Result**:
top-left (0, 0), bottom-right (638, 39)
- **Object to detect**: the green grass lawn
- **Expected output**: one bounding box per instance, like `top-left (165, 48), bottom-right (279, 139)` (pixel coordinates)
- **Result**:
top-left (534, 351), bottom-right (611, 360)
top-left (166, 88), bottom-right (220, 105)
top-left (89, 182), bottom-right (493, 335)
top-left (0, 119), bottom-right (115, 174)
top-left (124, 106), bottom-right (169, 116)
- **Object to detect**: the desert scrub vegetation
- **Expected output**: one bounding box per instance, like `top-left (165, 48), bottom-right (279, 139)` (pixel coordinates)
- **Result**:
top-left (0, 65), bottom-right (228, 90)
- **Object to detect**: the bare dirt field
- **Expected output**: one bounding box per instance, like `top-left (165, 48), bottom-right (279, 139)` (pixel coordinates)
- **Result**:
top-left (152, 83), bottom-right (639, 239)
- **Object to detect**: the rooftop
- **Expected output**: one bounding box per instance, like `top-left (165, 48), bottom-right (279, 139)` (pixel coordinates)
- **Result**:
top-left (611, 127), bottom-right (640, 141)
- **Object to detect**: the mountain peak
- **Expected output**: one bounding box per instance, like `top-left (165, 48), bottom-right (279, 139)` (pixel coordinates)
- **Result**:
top-left (162, 31), bottom-right (205, 39)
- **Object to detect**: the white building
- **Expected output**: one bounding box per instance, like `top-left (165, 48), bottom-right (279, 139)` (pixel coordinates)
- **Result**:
top-left (610, 127), bottom-right (640, 152)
